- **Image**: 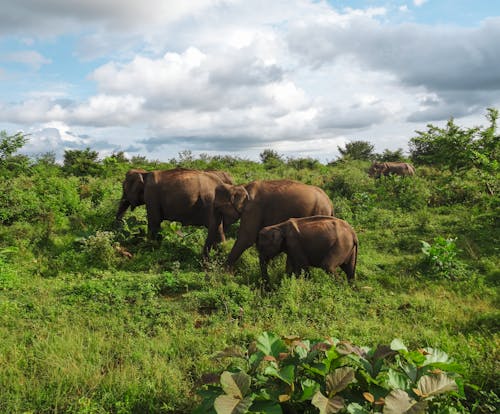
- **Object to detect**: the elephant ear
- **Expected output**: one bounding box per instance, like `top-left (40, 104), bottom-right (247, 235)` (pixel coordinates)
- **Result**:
top-left (230, 186), bottom-right (250, 213)
top-left (127, 171), bottom-right (146, 207)
top-left (215, 183), bottom-right (231, 203)
top-left (270, 227), bottom-right (284, 245)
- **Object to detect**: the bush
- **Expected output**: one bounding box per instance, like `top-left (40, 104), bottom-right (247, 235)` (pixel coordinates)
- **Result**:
top-left (80, 231), bottom-right (119, 269)
top-left (375, 175), bottom-right (431, 211)
top-left (421, 236), bottom-right (466, 279)
top-left (195, 332), bottom-right (469, 413)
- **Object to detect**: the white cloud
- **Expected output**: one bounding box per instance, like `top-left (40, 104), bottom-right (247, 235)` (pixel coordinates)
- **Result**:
top-left (3, 50), bottom-right (51, 70)
top-left (413, 0), bottom-right (428, 7)
top-left (1, 1), bottom-right (499, 161)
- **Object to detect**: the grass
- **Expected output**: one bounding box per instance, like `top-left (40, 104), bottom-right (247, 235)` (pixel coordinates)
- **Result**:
top-left (0, 159), bottom-right (498, 413)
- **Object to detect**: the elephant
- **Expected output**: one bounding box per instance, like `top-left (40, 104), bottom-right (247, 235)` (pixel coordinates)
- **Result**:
top-left (257, 216), bottom-right (358, 288)
top-left (209, 179), bottom-right (334, 268)
top-left (368, 162), bottom-right (415, 178)
top-left (115, 168), bottom-right (234, 256)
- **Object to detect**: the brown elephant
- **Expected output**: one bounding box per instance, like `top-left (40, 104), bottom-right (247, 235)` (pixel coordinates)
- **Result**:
top-left (257, 216), bottom-right (358, 287)
top-left (368, 162), bottom-right (415, 178)
top-left (116, 168), bottom-right (234, 255)
top-left (210, 179), bottom-right (334, 268)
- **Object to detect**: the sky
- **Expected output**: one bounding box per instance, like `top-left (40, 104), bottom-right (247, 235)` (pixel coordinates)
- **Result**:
top-left (1, 0), bottom-right (499, 162)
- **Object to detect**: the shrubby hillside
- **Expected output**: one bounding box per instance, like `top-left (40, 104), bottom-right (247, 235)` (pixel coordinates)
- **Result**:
top-left (0, 112), bottom-right (498, 413)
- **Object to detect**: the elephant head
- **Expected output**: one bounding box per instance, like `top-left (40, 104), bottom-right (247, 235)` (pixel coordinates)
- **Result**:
top-left (214, 183), bottom-right (250, 225)
top-left (257, 226), bottom-right (285, 261)
top-left (116, 169), bottom-right (148, 221)
top-left (368, 162), bottom-right (384, 178)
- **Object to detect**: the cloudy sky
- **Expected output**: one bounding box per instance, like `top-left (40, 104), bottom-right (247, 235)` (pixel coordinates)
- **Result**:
top-left (1, 0), bottom-right (499, 162)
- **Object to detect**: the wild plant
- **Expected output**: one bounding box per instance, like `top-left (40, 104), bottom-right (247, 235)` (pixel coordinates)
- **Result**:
top-left (195, 332), bottom-right (468, 413)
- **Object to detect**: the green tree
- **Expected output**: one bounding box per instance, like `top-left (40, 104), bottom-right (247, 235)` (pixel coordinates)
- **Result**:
top-left (0, 131), bottom-right (30, 176)
top-left (337, 140), bottom-right (375, 161)
top-left (63, 148), bottom-right (101, 176)
top-left (409, 119), bottom-right (477, 170)
top-left (260, 149), bottom-right (284, 169)
top-left (376, 148), bottom-right (406, 162)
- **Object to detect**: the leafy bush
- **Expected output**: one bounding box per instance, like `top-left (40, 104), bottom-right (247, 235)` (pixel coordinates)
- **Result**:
top-left (195, 332), bottom-right (468, 413)
top-left (325, 161), bottom-right (373, 199)
top-left (80, 231), bottom-right (119, 269)
top-left (421, 237), bottom-right (466, 279)
top-left (0, 174), bottom-right (80, 224)
top-left (375, 175), bottom-right (430, 211)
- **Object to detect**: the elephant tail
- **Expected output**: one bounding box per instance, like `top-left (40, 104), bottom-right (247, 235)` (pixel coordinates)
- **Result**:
top-left (350, 233), bottom-right (359, 282)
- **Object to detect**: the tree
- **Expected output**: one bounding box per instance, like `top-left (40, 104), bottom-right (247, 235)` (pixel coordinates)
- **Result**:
top-left (409, 108), bottom-right (499, 172)
top-left (409, 119), bottom-right (476, 170)
top-left (63, 148), bottom-right (101, 176)
top-left (376, 148), bottom-right (406, 162)
top-left (337, 140), bottom-right (375, 161)
top-left (260, 149), bottom-right (284, 169)
top-left (0, 131), bottom-right (30, 175)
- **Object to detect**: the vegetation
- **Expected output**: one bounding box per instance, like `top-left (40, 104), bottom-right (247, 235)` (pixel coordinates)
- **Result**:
top-left (195, 333), bottom-right (469, 413)
top-left (0, 110), bottom-right (498, 413)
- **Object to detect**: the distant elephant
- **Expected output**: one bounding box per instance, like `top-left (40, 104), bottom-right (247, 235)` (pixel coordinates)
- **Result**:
top-left (368, 162), bottom-right (415, 178)
top-left (116, 168), bottom-right (234, 256)
top-left (210, 179), bottom-right (334, 268)
top-left (257, 216), bottom-right (358, 287)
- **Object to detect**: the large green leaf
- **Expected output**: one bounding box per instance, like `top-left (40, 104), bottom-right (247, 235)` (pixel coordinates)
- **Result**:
top-left (386, 368), bottom-right (410, 391)
top-left (422, 348), bottom-right (451, 365)
top-left (311, 391), bottom-right (345, 414)
top-left (326, 367), bottom-right (355, 395)
top-left (263, 365), bottom-right (295, 385)
top-left (256, 332), bottom-right (287, 358)
top-left (390, 339), bottom-right (408, 352)
top-left (220, 371), bottom-right (251, 399)
top-left (214, 395), bottom-right (253, 414)
top-left (298, 379), bottom-right (319, 401)
top-left (278, 365), bottom-right (295, 385)
top-left (383, 389), bottom-right (427, 414)
top-left (417, 374), bottom-right (458, 397)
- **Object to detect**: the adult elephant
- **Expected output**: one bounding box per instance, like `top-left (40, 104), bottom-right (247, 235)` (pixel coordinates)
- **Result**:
top-left (116, 168), bottom-right (234, 256)
top-left (368, 162), bottom-right (416, 177)
top-left (210, 179), bottom-right (334, 268)
top-left (257, 216), bottom-right (358, 288)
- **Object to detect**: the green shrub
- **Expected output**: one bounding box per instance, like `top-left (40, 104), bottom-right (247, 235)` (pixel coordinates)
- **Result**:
top-left (421, 236), bottom-right (466, 279)
top-left (80, 231), bottom-right (119, 269)
top-left (195, 332), bottom-right (469, 413)
top-left (375, 175), bottom-right (431, 211)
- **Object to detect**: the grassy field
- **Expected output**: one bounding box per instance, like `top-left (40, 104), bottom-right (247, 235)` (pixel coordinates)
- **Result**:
top-left (0, 155), bottom-right (498, 413)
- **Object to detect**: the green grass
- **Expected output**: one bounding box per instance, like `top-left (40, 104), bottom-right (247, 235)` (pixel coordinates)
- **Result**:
top-left (0, 159), bottom-right (498, 413)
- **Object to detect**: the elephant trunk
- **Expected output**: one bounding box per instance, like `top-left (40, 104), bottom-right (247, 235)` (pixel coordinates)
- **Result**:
top-left (115, 198), bottom-right (131, 222)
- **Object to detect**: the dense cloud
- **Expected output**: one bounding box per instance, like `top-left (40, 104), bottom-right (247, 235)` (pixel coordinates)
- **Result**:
top-left (0, 1), bottom-right (499, 160)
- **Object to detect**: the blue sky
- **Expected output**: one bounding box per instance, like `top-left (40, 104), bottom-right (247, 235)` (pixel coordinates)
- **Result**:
top-left (1, 0), bottom-right (499, 161)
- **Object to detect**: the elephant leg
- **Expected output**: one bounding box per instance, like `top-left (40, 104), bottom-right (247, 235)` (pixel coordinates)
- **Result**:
top-left (340, 246), bottom-right (357, 283)
top-left (285, 256), bottom-right (293, 275)
top-left (284, 238), bottom-right (309, 276)
top-left (216, 221), bottom-right (226, 243)
top-left (259, 254), bottom-right (271, 290)
top-left (146, 206), bottom-right (162, 241)
top-left (226, 235), bottom-right (254, 267)
top-left (204, 213), bottom-right (223, 258)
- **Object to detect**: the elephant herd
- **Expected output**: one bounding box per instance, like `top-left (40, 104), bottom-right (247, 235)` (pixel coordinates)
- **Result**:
top-left (116, 162), bottom-right (414, 288)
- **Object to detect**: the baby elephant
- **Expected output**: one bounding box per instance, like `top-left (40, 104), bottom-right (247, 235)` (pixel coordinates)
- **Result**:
top-left (257, 216), bottom-right (358, 288)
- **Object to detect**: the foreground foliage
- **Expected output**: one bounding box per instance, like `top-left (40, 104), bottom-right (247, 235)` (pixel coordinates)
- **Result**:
top-left (195, 333), bottom-right (468, 413)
